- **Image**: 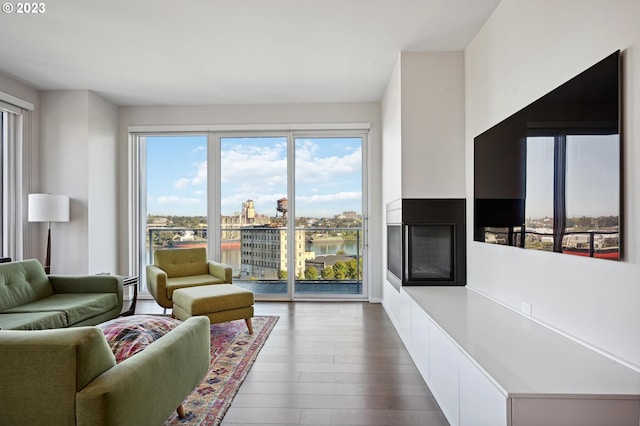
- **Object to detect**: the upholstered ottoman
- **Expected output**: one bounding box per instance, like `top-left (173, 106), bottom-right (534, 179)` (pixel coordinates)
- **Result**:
top-left (172, 284), bottom-right (254, 333)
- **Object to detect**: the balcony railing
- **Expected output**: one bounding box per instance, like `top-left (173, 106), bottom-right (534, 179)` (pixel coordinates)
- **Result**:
top-left (483, 227), bottom-right (620, 260)
top-left (146, 226), bottom-right (364, 294)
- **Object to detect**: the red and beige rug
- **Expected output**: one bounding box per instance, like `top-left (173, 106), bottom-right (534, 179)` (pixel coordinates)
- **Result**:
top-left (164, 316), bottom-right (278, 426)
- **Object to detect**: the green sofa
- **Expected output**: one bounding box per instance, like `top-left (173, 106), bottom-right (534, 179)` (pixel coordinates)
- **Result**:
top-left (0, 316), bottom-right (211, 426)
top-left (0, 259), bottom-right (123, 330)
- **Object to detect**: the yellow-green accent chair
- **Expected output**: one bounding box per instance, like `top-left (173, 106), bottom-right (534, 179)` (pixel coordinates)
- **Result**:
top-left (146, 248), bottom-right (232, 309)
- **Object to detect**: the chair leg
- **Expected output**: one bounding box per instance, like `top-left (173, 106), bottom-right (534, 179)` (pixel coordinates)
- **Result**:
top-left (177, 403), bottom-right (186, 418)
top-left (245, 318), bottom-right (253, 334)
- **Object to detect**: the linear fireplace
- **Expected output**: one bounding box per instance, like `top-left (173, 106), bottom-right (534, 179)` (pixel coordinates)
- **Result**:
top-left (386, 198), bottom-right (466, 290)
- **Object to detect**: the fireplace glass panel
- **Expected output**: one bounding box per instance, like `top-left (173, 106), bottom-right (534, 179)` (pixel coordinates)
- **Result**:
top-left (408, 225), bottom-right (453, 280)
top-left (387, 225), bottom-right (402, 281)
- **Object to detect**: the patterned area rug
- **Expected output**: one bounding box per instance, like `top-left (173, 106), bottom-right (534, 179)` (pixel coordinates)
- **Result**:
top-left (164, 316), bottom-right (278, 426)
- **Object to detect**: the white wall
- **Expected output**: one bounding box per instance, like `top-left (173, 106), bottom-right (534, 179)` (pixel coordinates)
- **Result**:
top-left (117, 102), bottom-right (383, 299)
top-left (381, 55), bottom-right (403, 206)
top-left (38, 90), bottom-right (118, 275)
top-left (465, 0), bottom-right (640, 369)
top-left (0, 71), bottom-right (39, 107)
top-left (88, 91), bottom-right (118, 274)
top-left (380, 54), bottom-right (405, 317)
top-left (400, 52), bottom-right (466, 199)
top-left (381, 52), bottom-right (467, 323)
top-left (39, 91), bottom-right (89, 274)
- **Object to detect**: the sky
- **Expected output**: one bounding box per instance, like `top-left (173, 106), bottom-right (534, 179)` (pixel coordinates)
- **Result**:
top-left (525, 134), bottom-right (620, 219)
top-left (146, 135), bottom-right (362, 218)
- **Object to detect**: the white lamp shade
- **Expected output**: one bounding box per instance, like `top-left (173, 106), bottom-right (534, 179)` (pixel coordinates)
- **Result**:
top-left (28, 194), bottom-right (70, 223)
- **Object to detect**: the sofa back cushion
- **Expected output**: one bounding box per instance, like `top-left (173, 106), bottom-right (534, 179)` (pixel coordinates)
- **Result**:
top-left (0, 259), bottom-right (53, 311)
top-left (154, 247), bottom-right (208, 278)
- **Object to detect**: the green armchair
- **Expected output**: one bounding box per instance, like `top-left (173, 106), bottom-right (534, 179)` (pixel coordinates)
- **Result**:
top-left (146, 248), bottom-right (232, 309)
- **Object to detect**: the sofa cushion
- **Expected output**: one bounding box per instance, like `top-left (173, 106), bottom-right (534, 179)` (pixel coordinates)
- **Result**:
top-left (0, 259), bottom-right (53, 311)
top-left (3, 293), bottom-right (118, 326)
top-left (0, 311), bottom-right (68, 330)
top-left (166, 274), bottom-right (225, 299)
top-left (96, 315), bottom-right (181, 363)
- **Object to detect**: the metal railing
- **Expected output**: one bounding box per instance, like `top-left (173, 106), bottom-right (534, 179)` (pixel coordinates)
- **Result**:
top-left (483, 227), bottom-right (619, 259)
top-left (146, 226), bottom-right (364, 285)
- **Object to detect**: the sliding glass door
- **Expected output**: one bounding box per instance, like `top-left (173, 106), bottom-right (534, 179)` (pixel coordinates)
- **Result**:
top-left (219, 135), bottom-right (289, 296)
top-left (141, 134), bottom-right (208, 291)
top-left (135, 129), bottom-right (367, 300)
top-left (293, 136), bottom-right (364, 296)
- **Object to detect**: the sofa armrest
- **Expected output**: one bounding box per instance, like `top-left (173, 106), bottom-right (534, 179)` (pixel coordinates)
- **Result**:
top-left (146, 264), bottom-right (170, 307)
top-left (76, 316), bottom-right (211, 426)
top-left (208, 260), bottom-right (232, 283)
top-left (0, 327), bottom-right (117, 426)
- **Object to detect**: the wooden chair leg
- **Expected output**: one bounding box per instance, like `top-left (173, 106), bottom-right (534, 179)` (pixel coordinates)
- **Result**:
top-left (245, 317), bottom-right (253, 334)
top-left (177, 403), bottom-right (186, 418)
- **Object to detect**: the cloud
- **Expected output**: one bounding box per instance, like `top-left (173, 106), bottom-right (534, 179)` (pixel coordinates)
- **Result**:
top-left (297, 191), bottom-right (362, 203)
top-left (210, 138), bottom-right (362, 216)
top-left (295, 144), bottom-right (361, 185)
top-left (157, 196), bottom-right (201, 205)
top-left (220, 140), bottom-right (361, 188)
top-left (173, 178), bottom-right (191, 189)
top-left (191, 161), bottom-right (207, 185)
top-left (172, 161), bottom-right (207, 188)
top-left (220, 143), bottom-right (288, 195)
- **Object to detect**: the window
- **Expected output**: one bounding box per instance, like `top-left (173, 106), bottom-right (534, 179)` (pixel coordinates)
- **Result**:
top-left (132, 126), bottom-right (369, 300)
top-left (0, 97), bottom-right (30, 260)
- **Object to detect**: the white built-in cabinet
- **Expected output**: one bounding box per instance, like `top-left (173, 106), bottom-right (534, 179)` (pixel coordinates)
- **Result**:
top-left (410, 304), bottom-right (429, 378)
top-left (428, 319), bottom-right (461, 425)
top-left (384, 285), bottom-right (640, 426)
top-left (458, 351), bottom-right (507, 426)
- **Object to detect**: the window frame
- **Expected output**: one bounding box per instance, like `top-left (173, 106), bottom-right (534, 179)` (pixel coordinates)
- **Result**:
top-left (0, 94), bottom-right (33, 261)
top-left (129, 124), bottom-right (370, 301)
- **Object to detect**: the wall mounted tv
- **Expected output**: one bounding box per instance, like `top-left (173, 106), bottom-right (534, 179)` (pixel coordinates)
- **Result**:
top-left (474, 50), bottom-right (622, 260)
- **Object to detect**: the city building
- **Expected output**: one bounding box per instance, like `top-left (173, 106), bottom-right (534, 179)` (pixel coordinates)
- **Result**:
top-left (240, 225), bottom-right (314, 279)
top-left (221, 199), bottom-right (270, 242)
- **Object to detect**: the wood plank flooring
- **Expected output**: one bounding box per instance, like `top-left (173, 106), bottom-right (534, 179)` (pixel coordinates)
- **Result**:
top-left (136, 300), bottom-right (448, 426)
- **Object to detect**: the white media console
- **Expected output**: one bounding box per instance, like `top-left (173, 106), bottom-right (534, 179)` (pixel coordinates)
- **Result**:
top-left (384, 286), bottom-right (640, 426)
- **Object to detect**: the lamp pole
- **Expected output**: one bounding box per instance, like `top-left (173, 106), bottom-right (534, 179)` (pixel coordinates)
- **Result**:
top-left (45, 221), bottom-right (52, 274)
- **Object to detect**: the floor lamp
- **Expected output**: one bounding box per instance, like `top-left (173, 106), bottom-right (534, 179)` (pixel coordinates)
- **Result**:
top-left (28, 193), bottom-right (70, 274)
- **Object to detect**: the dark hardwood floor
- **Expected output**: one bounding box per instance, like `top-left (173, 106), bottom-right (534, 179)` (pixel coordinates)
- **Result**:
top-left (136, 300), bottom-right (448, 426)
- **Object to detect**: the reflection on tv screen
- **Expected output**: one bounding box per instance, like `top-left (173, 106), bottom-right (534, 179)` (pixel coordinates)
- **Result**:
top-left (474, 51), bottom-right (621, 261)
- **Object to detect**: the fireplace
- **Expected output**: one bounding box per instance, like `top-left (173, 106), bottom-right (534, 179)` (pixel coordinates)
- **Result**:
top-left (386, 199), bottom-right (466, 290)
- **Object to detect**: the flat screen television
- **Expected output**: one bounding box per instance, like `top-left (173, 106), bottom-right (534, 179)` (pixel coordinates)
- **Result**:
top-left (474, 50), bottom-right (622, 260)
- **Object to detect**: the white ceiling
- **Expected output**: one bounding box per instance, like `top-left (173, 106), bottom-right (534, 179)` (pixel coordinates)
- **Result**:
top-left (0, 0), bottom-right (501, 106)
